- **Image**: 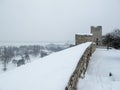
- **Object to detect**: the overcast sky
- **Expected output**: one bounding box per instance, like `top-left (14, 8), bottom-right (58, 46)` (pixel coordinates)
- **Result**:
top-left (0, 0), bottom-right (120, 42)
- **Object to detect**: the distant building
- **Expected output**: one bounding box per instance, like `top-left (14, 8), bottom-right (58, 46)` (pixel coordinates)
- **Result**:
top-left (75, 26), bottom-right (102, 46)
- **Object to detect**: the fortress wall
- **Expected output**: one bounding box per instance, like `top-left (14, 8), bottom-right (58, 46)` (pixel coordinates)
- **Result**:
top-left (65, 43), bottom-right (96, 90)
top-left (91, 26), bottom-right (102, 46)
top-left (75, 35), bottom-right (93, 45)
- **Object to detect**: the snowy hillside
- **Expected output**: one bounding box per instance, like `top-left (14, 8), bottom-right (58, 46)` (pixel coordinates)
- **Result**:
top-left (0, 42), bottom-right (91, 90)
top-left (0, 42), bottom-right (72, 74)
top-left (78, 48), bottom-right (120, 90)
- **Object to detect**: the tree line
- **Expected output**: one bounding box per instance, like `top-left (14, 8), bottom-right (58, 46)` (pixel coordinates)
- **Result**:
top-left (103, 29), bottom-right (120, 49)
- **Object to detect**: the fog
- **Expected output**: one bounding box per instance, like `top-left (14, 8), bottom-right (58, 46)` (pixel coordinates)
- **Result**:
top-left (0, 0), bottom-right (120, 42)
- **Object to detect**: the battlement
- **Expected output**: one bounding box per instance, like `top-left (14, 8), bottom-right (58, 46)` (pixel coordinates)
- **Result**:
top-left (91, 26), bottom-right (102, 34)
top-left (75, 26), bottom-right (103, 46)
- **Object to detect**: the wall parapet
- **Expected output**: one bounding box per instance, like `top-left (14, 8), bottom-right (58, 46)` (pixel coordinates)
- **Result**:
top-left (65, 43), bottom-right (96, 90)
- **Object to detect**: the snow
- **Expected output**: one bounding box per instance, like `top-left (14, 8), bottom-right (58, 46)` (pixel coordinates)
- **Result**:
top-left (0, 42), bottom-right (72, 74)
top-left (78, 48), bottom-right (120, 90)
top-left (0, 42), bottom-right (92, 90)
top-left (76, 33), bottom-right (93, 36)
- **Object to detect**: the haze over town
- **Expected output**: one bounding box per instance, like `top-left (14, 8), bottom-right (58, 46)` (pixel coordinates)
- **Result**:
top-left (0, 0), bottom-right (120, 42)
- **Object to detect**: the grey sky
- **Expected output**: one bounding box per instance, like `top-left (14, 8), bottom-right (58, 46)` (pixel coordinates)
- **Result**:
top-left (0, 0), bottom-right (120, 42)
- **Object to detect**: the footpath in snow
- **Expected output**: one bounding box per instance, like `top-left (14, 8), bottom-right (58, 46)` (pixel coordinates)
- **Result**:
top-left (0, 42), bottom-right (91, 90)
top-left (78, 48), bottom-right (120, 90)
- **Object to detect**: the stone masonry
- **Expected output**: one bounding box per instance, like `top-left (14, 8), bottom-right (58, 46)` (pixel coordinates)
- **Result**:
top-left (65, 43), bottom-right (96, 90)
top-left (75, 26), bottom-right (102, 46)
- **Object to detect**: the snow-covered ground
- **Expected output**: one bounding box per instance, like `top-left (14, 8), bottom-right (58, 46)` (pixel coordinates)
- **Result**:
top-left (0, 56), bottom-right (41, 74)
top-left (0, 42), bottom-right (91, 90)
top-left (0, 42), bottom-right (72, 74)
top-left (78, 48), bottom-right (120, 90)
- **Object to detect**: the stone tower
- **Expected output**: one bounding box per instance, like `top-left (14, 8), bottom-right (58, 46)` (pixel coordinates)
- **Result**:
top-left (91, 26), bottom-right (102, 46)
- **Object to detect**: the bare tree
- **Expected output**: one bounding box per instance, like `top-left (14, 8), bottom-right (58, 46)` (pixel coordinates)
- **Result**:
top-left (1, 47), bottom-right (12, 71)
top-left (24, 52), bottom-right (30, 62)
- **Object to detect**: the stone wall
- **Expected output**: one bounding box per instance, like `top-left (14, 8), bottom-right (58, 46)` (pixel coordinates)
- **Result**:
top-left (75, 26), bottom-right (103, 46)
top-left (65, 43), bottom-right (96, 90)
top-left (91, 26), bottom-right (102, 46)
top-left (75, 34), bottom-right (93, 45)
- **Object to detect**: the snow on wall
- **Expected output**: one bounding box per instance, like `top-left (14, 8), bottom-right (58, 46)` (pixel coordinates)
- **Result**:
top-left (66, 43), bottom-right (96, 90)
top-left (0, 42), bottom-right (92, 90)
top-left (75, 33), bottom-right (93, 36)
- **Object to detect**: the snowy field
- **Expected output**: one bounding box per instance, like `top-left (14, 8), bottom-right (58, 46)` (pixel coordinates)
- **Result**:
top-left (78, 48), bottom-right (120, 90)
top-left (0, 42), bottom-right (91, 90)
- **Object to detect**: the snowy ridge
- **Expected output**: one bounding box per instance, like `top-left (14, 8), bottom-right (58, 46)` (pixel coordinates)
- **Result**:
top-left (0, 42), bottom-right (92, 90)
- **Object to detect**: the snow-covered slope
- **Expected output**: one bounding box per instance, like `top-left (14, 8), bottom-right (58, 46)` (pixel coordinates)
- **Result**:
top-left (78, 48), bottom-right (120, 90)
top-left (0, 42), bottom-right (91, 90)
